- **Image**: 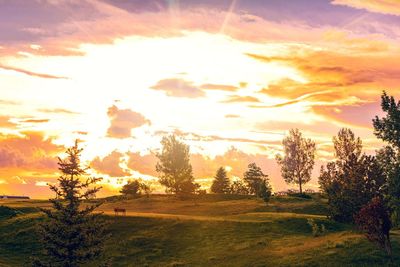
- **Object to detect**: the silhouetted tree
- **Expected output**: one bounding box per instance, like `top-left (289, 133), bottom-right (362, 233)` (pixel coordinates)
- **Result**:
top-left (276, 129), bottom-right (316, 194)
top-left (243, 163), bottom-right (270, 197)
top-left (373, 91), bottom-right (400, 226)
top-left (211, 167), bottom-right (231, 194)
top-left (258, 180), bottom-right (272, 203)
top-left (319, 129), bottom-right (386, 222)
top-left (355, 197), bottom-right (392, 259)
top-left (373, 91), bottom-right (400, 148)
top-left (33, 141), bottom-right (108, 267)
top-left (120, 179), bottom-right (150, 198)
top-left (376, 146), bottom-right (400, 226)
top-left (230, 180), bottom-right (249, 195)
top-left (156, 135), bottom-right (196, 194)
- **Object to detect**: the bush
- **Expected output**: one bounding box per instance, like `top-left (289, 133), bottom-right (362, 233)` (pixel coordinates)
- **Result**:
top-left (288, 193), bottom-right (312, 199)
top-left (307, 218), bottom-right (326, 237)
top-left (120, 179), bottom-right (151, 198)
top-left (354, 197), bottom-right (392, 258)
top-left (0, 205), bottom-right (20, 219)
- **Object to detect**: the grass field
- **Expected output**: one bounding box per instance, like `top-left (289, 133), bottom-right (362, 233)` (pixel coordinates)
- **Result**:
top-left (0, 194), bottom-right (398, 266)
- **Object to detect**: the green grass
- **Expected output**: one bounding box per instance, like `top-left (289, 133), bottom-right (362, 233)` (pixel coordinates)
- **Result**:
top-left (0, 195), bottom-right (398, 266)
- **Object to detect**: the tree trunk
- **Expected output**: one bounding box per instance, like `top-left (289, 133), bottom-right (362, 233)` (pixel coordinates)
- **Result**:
top-left (384, 235), bottom-right (392, 262)
top-left (299, 177), bottom-right (303, 194)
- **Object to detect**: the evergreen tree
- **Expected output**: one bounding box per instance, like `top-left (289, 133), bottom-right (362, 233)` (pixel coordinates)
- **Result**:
top-left (33, 141), bottom-right (108, 267)
top-left (243, 163), bottom-right (269, 197)
top-left (156, 135), bottom-right (196, 194)
top-left (319, 129), bottom-right (386, 222)
top-left (276, 129), bottom-right (316, 194)
top-left (210, 167), bottom-right (231, 194)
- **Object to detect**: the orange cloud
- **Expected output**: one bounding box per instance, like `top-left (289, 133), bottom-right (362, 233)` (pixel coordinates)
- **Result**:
top-left (107, 105), bottom-right (150, 139)
top-left (0, 132), bottom-right (63, 198)
top-left (0, 116), bottom-right (16, 128)
top-left (200, 84), bottom-right (239, 92)
top-left (0, 131), bottom-right (62, 171)
top-left (310, 102), bottom-right (383, 129)
top-left (221, 95), bottom-right (261, 103)
top-left (332, 0), bottom-right (400, 16)
top-left (127, 152), bottom-right (158, 177)
top-left (91, 151), bottom-right (130, 177)
top-left (151, 78), bottom-right (205, 98)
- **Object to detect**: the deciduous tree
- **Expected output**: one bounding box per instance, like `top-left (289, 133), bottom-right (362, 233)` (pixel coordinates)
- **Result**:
top-left (276, 129), bottom-right (316, 194)
top-left (156, 135), bottom-right (196, 194)
top-left (230, 180), bottom-right (249, 195)
top-left (319, 129), bottom-right (386, 222)
top-left (373, 91), bottom-right (400, 226)
top-left (243, 163), bottom-right (269, 197)
top-left (120, 179), bottom-right (150, 197)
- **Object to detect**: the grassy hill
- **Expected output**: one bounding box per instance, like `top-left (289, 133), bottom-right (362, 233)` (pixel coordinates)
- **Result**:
top-left (0, 194), bottom-right (398, 266)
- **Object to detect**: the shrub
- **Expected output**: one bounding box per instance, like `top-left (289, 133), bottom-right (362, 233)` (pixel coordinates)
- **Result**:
top-left (354, 197), bottom-right (392, 258)
top-left (288, 193), bottom-right (312, 199)
top-left (307, 218), bottom-right (326, 237)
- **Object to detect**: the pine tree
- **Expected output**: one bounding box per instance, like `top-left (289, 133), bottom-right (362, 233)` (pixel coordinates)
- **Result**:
top-left (276, 129), bottom-right (316, 194)
top-left (33, 141), bottom-right (108, 267)
top-left (210, 167), bottom-right (230, 194)
top-left (243, 163), bottom-right (269, 197)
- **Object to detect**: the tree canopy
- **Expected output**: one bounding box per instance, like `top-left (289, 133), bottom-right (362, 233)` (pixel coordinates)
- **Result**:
top-left (373, 91), bottom-right (400, 226)
top-left (276, 129), bottom-right (316, 194)
top-left (243, 163), bottom-right (269, 197)
top-left (120, 179), bottom-right (150, 197)
top-left (319, 129), bottom-right (386, 222)
top-left (156, 135), bottom-right (196, 194)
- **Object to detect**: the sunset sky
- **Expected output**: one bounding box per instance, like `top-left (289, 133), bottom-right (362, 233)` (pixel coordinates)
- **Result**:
top-left (1, 0), bottom-right (400, 198)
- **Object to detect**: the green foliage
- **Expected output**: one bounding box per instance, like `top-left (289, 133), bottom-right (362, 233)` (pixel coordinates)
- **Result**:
top-left (229, 180), bottom-right (249, 195)
top-left (258, 180), bottom-right (272, 203)
top-left (288, 193), bottom-right (312, 199)
top-left (374, 92), bottom-right (400, 227)
top-left (0, 206), bottom-right (20, 219)
top-left (355, 197), bottom-right (392, 258)
top-left (373, 91), bottom-right (400, 148)
top-left (156, 135), bottom-right (196, 194)
top-left (243, 163), bottom-right (270, 197)
top-left (210, 167), bottom-right (231, 194)
top-left (307, 218), bottom-right (326, 237)
top-left (276, 129), bottom-right (316, 194)
top-left (33, 141), bottom-right (108, 267)
top-left (120, 179), bottom-right (151, 197)
top-left (319, 129), bottom-right (386, 223)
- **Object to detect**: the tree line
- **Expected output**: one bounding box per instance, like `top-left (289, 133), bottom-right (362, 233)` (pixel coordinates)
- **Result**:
top-left (32, 91), bottom-right (399, 265)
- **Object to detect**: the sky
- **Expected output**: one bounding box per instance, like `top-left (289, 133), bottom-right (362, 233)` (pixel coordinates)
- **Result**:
top-left (1, 0), bottom-right (400, 198)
